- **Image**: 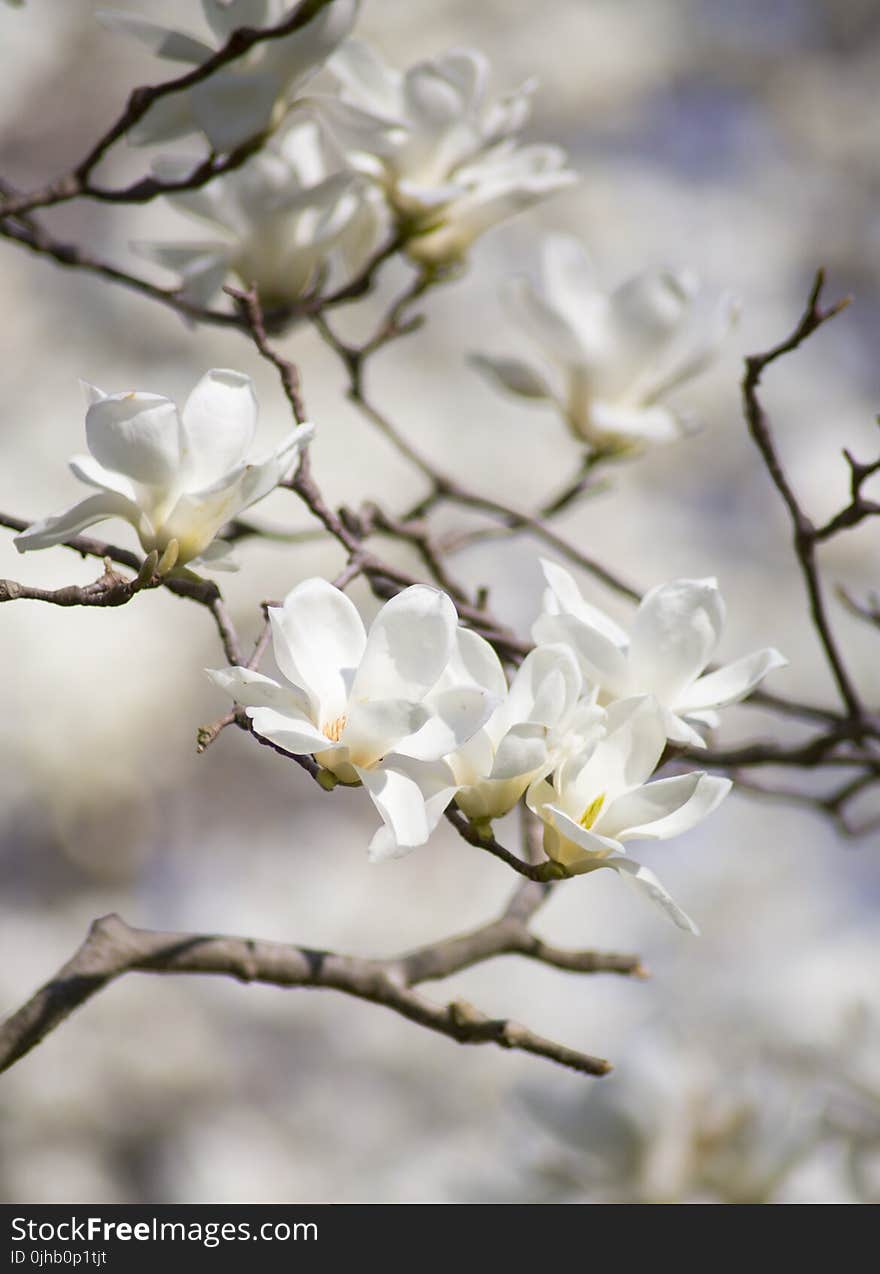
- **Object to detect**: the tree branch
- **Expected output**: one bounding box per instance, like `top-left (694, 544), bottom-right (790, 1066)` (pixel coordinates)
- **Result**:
top-left (0, 905), bottom-right (644, 1080)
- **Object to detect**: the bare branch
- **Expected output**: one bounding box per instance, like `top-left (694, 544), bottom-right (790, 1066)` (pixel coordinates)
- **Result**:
top-left (0, 909), bottom-right (641, 1080)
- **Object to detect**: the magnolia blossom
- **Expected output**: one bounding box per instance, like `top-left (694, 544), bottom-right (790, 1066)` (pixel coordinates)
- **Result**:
top-left (472, 233), bottom-right (737, 451)
top-left (321, 41), bottom-right (576, 265)
top-left (527, 697), bottom-right (731, 932)
top-left (449, 640), bottom-right (603, 828)
top-left (139, 121), bottom-right (382, 307)
top-left (533, 561), bottom-right (786, 748)
top-left (208, 579), bottom-right (497, 858)
top-left (15, 371), bottom-right (311, 572)
top-left (98, 0), bottom-right (359, 152)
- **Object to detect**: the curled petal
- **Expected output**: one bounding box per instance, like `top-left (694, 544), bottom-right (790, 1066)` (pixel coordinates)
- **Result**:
top-left (676, 648), bottom-right (788, 715)
top-left (246, 705), bottom-right (333, 756)
top-left (599, 772), bottom-right (731, 842)
top-left (627, 578), bottom-right (725, 704)
top-left (205, 665), bottom-right (312, 718)
top-left (607, 858), bottom-right (699, 934)
top-left (14, 492), bottom-right (145, 553)
top-left (86, 392), bottom-right (183, 488)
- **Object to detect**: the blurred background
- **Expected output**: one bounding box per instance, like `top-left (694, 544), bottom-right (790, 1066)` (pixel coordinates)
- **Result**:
top-left (0, 0), bottom-right (878, 1203)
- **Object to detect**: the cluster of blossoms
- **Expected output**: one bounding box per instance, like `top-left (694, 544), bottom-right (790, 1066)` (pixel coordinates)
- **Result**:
top-left (100, 0), bottom-right (576, 302)
top-left (11, 2), bottom-right (777, 937)
top-left (472, 233), bottom-right (739, 455)
top-left (207, 561), bottom-right (784, 933)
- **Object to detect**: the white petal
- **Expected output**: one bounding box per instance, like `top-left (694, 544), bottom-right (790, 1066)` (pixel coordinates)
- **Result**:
top-left (260, 0), bottom-right (360, 89)
top-left (504, 276), bottom-right (587, 366)
top-left (469, 353), bottom-right (554, 400)
top-left (86, 392), bottom-right (182, 487)
top-left (533, 611), bottom-right (629, 695)
top-left (544, 804), bottom-right (624, 863)
top-left (181, 369), bottom-right (258, 489)
top-left (444, 626), bottom-right (507, 699)
top-left (588, 401), bottom-right (683, 445)
top-left (600, 772), bottom-right (730, 841)
top-left (395, 687), bottom-right (495, 761)
top-left (556, 697), bottom-right (665, 814)
top-left (247, 705), bottom-right (333, 755)
top-left (328, 37), bottom-right (401, 117)
top-left (540, 232), bottom-right (598, 331)
top-left (68, 454), bottom-right (137, 500)
top-left (343, 698), bottom-right (428, 767)
top-left (607, 858), bottom-right (699, 934)
top-left (676, 648), bottom-right (788, 715)
top-left (190, 69), bottom-right (281, 151)
top-left (97, 10), bottom-right (215, 62)
top-left (128, 91), bottom-right (197, 147)
top-left (351, 585), bottom-right (457, 704)
top-left (604, 269), bottom-right (695, 395)
top-left (79, 380), bottom-right (108, 408)
top-left (506, 643), bottom-right (581, 729)
top-left (205, 665), bottom-right (312, 717)
top-left (627, 578), bottom-right (724, 704)
top-left (201, 0), bottom-right (269, 43)
top-left (269, 577), bottom-right (366, 722)
top-left (538, 559), bottom-right (629, 646)
top-left (14, 493), bottom-right (144, 553)
top-left (490, 722), bottom-right (548, 781)
top-left (362, 756), bottom-right (457, 861)
top-left (358, 764), bottom-right (430, 860)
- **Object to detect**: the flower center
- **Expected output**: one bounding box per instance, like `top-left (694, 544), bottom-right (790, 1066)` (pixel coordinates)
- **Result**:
top-left (323, 714), bottom-right (348, 744)
top-left (579, 792), bottom-right (605, 830)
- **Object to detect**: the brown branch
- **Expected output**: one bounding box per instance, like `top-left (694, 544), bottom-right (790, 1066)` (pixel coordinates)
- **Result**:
top-left (0, 906), bottom-right (643, 1080)
top-left (0, 0), bottom-right (338, 217)
top-left (743, 269), bottom-right (863, 722)
top-left (0, 553), bottom-right (162, 607)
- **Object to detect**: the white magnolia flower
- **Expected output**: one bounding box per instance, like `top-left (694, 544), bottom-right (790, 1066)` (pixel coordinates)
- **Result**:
top-left (527, 697), bottom-right (731, 932)
top-left (449, 639), bottom-right (603, 828)
top-left (533, 561), bottom-right (787, 748)
top-left (139, 120), bottom-right (383, 308)
top-left (98, 0), bottom-right (359, 152)
top-left (321, 41), bottom-right (576, 265)
top-left (208, 579), bottom-right (498, 859)
top-left (472, 233), bottom-right (737, 452)
top-left (15, 370), bottom-right (312, 572)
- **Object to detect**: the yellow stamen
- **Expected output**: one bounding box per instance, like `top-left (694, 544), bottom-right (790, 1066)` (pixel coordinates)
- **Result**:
top-left (323, 715), bottom-right (347, 743)
top-left (579, 793), bottom-right (605, 830)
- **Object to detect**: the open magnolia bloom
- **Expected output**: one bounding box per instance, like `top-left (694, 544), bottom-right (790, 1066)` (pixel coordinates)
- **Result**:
top-left (321, 41), bottom-right (576, 265)
top-left (98, 0), bottom-right (359, 152)
top-left (14, 370), bottom-right (312, 573)
top-left (472, 233), bottom-right (737, 452)
top-left (533, 560), bottom-right (787, 748)
top-left (208, 579), bottom-right (498, 859)
top-left (527, 697), bottom-right (732, 932)
top-left (448, 639), bottom-right (603, 828)
top-left (139, 121), bottom-right (383, 308)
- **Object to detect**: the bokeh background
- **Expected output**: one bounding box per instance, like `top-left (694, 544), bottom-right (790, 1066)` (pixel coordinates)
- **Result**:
top-left (1, 0), bottom-right (878, 1203)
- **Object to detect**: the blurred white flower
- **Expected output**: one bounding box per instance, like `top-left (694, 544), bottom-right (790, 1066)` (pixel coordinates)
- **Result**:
top-left (527, 696), bottom-right (731, 931)
top-left (449, 639), bottom-right (602, 828)
top-left (15, 370), bottom-right (312, 572)
top-left (472, 233), bottom-right (738, 452)
top-left (98, 0), bottom-right (359, 152)
top-left (321, 41), bottom-right (576, 265)
top-left (139, 120), bottom-right (383, 307)
top-left (534, 560), bottom-right (786, 747)
top-left (208, 579), bottom-right (498, 859)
